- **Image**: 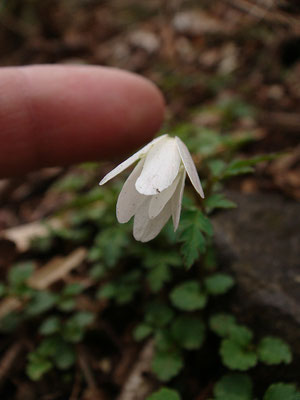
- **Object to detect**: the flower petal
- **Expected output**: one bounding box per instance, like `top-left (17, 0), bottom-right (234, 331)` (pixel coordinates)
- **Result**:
top-left (99, 134), bottom-right (167, 185)
top-left (116, 159), bottom-right (147, 223)
top-left (171, 170), bottom-right (186, 231)
top-left (133, 198), bottom-right (172, 242)
top-left (133, 197), bottom-right (152, 241)
top-left (175, 136), bottom-right (204, 198)
top-left (148, 173), bottom-right (180, 219)
top-left (135, 137), bottom-right (181, 195)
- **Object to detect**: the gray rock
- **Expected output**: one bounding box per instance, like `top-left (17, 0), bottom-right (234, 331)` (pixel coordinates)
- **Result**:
top-left (213, 191), bottom-right (300, 357)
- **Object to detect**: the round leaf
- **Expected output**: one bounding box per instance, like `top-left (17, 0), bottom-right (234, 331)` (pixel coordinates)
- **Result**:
top-left (170, 281), bottom-right (207, 311)
top-left (171, 316), bottom-right (205, 350)
top-left (258, 337), bottom-right (292, 365)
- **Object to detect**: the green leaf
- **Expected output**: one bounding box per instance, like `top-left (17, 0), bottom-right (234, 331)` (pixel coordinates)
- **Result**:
top-left (147, 264), bottom-right (172, 292)
top-left (170, 281), bottom-right (207, 311)
top-left (213, 373), bottom-right (253, 400)
top-left (93, 226), bottom-right (129, 267)
top-left (26, 291), bottom-right (57, 316)
top-left (263, 383), bottom-right (300, 400)
top-left (209, 313), bottom-right (237, 337)
top-left (145, 302), bottom-right (174, 328)
top-left (97, 282), bottom-right (117, 299)
top-left (147, 388), bottom-right (181, 400)
top-left (220, 339), bottom-right (257, 371)
top-left (228, 325), bottom-right (253, 347)
top-left (258, 337), bottom-right (292, 365)
top-left (179, 210), bottom-right (208, 268)
top-left (204, 193), bottom-right (237, 214)
top-left (204, 273), bottom-right (235, 295)
top-left (26, 354), bottom-right (52, 381)
top-left (54, 341), bottom-right (76, 370)
top-left (39, 316), bottom-right (61, 335)
top-left (133, 324), bottom-right (153, 341)
top-left (8, 261), bottom-right (35, 287)
top-left (0, 283), bottom-right (6, 297)
top-left (63, 311), bottom-right (94, 343)
top-left (152, 349), bottom-right (183, 381)
top-left (222, 154), bottom-right (279, 179)
top-left (62, 283), bottom-right (84, 296)
top-left (171, 316), bottom-right (205, 350)
top-left (89, 264), bottom-right (107, 280)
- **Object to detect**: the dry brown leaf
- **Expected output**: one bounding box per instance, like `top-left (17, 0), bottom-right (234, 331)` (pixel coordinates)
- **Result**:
top-left (28, 248), bottom-right (87, 290)
top-left (1, 218), bottom-right (63, 252)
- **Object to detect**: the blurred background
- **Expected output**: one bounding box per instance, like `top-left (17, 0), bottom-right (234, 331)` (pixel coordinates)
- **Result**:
top-left (0, 1), bottom-right (300, 399)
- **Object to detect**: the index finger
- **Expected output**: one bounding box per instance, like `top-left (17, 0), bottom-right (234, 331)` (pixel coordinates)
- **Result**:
top-left (0, 65), bottom-right (165, 178)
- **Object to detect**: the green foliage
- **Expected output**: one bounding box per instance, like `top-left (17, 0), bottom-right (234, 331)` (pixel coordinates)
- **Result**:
top-left (263, 383), bottom-right (300, 400)
top-left (204, 193), bottom-right (237, 214)
top-left (27, 337), bottom-right (76, 380)
top-left (8, 261), bottom-right (35, 295)
top-left (133, 324), bottom-right (153, 341)
top-left (171, 315), bottom-right (205, 350)
top-left (62, 311), bottom-right (95, 343)
top-left (179, 209), bottom-right (213, 268)
top-left (170, 281), bottom-right (207, 311)
top-left (39, 316), bottom-right (61, 335)
top-left (152, 349), bottom-right (183, 381)
top-left (213, 373), bottom-right (253, 400)
top-left (147, 388), bottom-right (181, 400)
top-left (220, 338), bottom-right (257, 371)
top-left (209, 314), bottom-right (237, 337)
top-left (204, 273), bottom-right (235, 295)
top-left (258, 337), bottom-right (292, 365)
top-left (26, 291), bottom-right (57, 316)
top-left (97, 270), bottom-right (142, 304)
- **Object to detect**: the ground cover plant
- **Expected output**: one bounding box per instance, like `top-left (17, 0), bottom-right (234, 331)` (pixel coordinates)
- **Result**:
top-left (0, 0), bottom-right (300, 399)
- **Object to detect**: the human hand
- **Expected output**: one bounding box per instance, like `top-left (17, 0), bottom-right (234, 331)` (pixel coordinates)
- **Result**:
top-left (0, 65), bottom-right (165, 178)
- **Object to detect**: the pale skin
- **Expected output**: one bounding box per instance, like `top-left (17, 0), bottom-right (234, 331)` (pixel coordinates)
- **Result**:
top-left (0, 65), bottom-right (165, 178)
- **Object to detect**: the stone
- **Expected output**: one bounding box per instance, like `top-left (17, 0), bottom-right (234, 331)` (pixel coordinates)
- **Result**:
top-left (212, 191), bottom-right (300, 368)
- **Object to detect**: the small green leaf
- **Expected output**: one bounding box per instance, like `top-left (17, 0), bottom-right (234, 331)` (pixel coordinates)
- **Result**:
top-left (0, 283), bottom-right (6, 297)
top-left (204, 273), bottom-right (235, 295)
top-left (62, 283), bottom-right (84, 296)
top-left (209, 314), bottom-right (237, 337)
top-left (26, 291), bottom-right (57, 316)
top-left (54, 342), bottom-right (76, 370)
top-left (228, 325), bottom-right (253, 347)
top-left (258, 337), bottom-right (292, 365)
top-left (220, 339), bottom-right (257, 371)
top-left (171, 316), bottom-right (205, 350)
top-left (8, 262), bottom-right (35, 287)
top-left (147, 264), bottom-right (172, 292)
top-left (97, 283), bottom-right (117, 299)
top-left (263, 383), bottom-right (300, 400)
top-left (152, 349), bottom-right (183, 381)
top-left (39, 316), bottom-right (61, 335)
top-left (26, 354), bottom-right (52, 381)
top-left (214, 373), bottom-right (253, 400)
top-left (63, 312), bottom-right (94, 343)
top-left (170, 281), bottom-right (207, 311)
top-left (147, 388), bottom-right (181, 400)
top-left (179, 210), bottom-right (208, 268)
top-left (204, 193), bottom-right (237, 214)
top-left (133, 324), bottom-right (153, 341)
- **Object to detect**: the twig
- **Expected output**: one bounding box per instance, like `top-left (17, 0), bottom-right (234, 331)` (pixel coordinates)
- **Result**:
top-left (117, 340), bottom-right (155, 400)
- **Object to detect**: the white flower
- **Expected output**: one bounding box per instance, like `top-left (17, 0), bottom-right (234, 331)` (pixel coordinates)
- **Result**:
top-left (99, 134), bottom-right (204, 242)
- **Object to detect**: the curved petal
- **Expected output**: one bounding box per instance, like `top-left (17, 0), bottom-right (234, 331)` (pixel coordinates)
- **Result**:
top-left (171, 170), bottom-right (186, 231)
top-left (134, 198), bottom-right (172, 242)
top-left (116, 159), bottom-right (147, 223)
top-left (175, 136), bottom-right (204, 198)
top-left (133, 197), bottom-right (152, 241)
top-left (148, 173), bottom-right (180, 219)
top-left (99, 134), bottom-right (167, 185)
top-left (135, 137), bottom-right (181, 195)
